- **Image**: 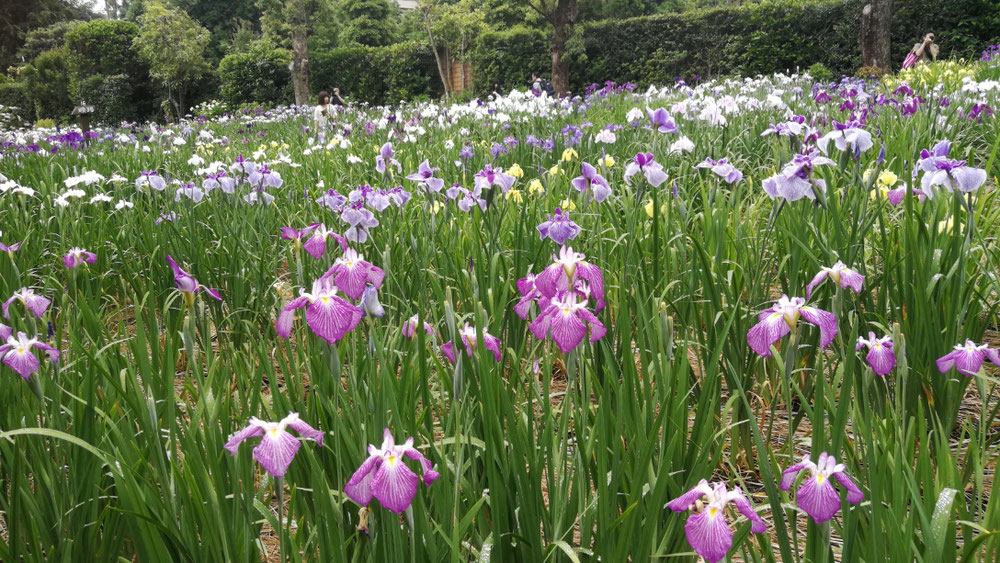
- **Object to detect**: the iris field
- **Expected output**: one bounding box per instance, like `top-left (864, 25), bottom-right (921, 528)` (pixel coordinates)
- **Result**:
top-left (1, 53), bottom-right (1000, 562)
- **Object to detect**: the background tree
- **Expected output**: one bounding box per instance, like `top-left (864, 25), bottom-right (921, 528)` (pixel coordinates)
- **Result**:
top-left (336, 0), bottom-right (402, 47)
top-left (418, 0), bottom-right (487, 97)
top-left (861, 0), bottom-right (892, 71)
top-left (525, 0), bottom-right (578, 94)
top-left (259, 0), bottom-right (329, 106)
top-left (134, 0), bottom-right (211, 118)
top-left (173, 0), bottom-right (263, 63)
top-left (0, 0), bottom-right (91, 71)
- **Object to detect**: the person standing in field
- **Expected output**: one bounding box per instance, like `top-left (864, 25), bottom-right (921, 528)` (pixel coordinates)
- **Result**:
top-left (903, 33), bottom-right (939, 69)
top-left (313, 91), bottom-right (332, 143)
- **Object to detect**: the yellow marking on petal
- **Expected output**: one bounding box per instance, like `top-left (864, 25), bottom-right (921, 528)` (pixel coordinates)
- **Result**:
top-left (817, 474), bottom-right (825, 484)
top-left (709, 507), bottom-right (719, 518)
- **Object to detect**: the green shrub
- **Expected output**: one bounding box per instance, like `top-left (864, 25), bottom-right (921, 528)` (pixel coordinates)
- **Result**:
top-left (34, 118), bottom-right (56, 128)
top-left (21, 48), bottom-right (74, 122)
top-left (808, 63), bottom-right (834, 82)
top-left (218, 40), bottom-right (292, 108)
top-left (65, 20), bottom-right (144, 81)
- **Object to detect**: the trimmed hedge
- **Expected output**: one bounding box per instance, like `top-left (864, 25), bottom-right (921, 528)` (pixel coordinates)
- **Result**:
top-left (471, 0), bottom-right (1000, 93)
top-left (310, 41), bottom-right (442, 106)
top-left (218, 41), bottom-right (292, 108)
top-left (0, 83), bottom-right (32, 127)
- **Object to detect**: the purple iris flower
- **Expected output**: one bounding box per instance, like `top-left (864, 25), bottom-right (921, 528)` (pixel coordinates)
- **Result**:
top-left (761, 151), bottom-right (835, 202)
top-left (0, 241), bottom-right (22, 259)
top-left (375, 142), bottom-right (401, 175)
top-left (528, 291), bottom-right (606, 353)
top-left (473, 164), bottom-right (516, 194)
top-left (0, 326), bottom-right (59, 380)
top-left (781, 452), bottom-right (864, 523)
top-left (166, 255), bottom-right (223, 306)
top-left (63, 247), bottom-right (97, 269)
top-left (359, 285), bottom-right (385, 318)
top-left (175, 183), bottom-right (205, 203)
top-left (224, 413), bottom-right (324, 479)
top-left (695, 157), bottom-right (743, 184)
top-left (321, 248), bottom-right (386, 300)
top-left (805, 261), bottom-right (864, 299)
top-left (280, 223), bottom-right (320, 248)
top-left (203, 171), bottom-right (236, 194)
top-left (624, 153), bottom-right (668, 187)
top-left (406, 160), bottom-right (445, 193)
top-left (135, 171), bottom-right (166, 191)
top-left (534, 246), bottom-right (606, 312)
top-left (537, 208), bottom-right (581, 245)
top-left (243, 189), bottom-right (274, 206)
top-left (276, 277), bottom-right (363, 345)
top-left (856, 332), bottom-right (896, 376)
top-left (248, 166), bottom-right (283, 189)
top-left (817, 121), bottom-right (873, 154)
top-left (447, 184), bottom-right (487, 212)
top-left (345, 428), bottom-right (440, 514)
top-left (458, 145), bottom-right (474, 160)
top-left (441, 322), bottom-right (502, 363)
top-left (647, 107), bottom-right (679, 133)
top-left (667, 479), bottom-right (766, 563)
top-left (302, 224), bottom-right (348, 260)
top-left (936, 340), bottom-right (1000, 377)
top-left (363, 186), bottom-right (411, 212)
top-left (747, 295), bottom-right (837, 357)
top-left (514, 272), bottom-right (542, 319)
top-left (571, 162), bottom-right (612, 202)
top-left (316, 188), bottom-right (348, 212)
top-left (3, 287), bottom-right (51, 320)
top-left (340, 205), bottom-right (379, 244)
top-left (402, 314), bottom-right (436, 339)
top-left (916, 141), bottom-right (987, 197)
top-left (231, 155), bottom-right (257, 175)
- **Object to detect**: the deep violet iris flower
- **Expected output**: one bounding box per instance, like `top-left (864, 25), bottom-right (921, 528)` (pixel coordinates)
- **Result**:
top-left (166, 255), bottom-right (223, 306)
top-left (747, 295), bottom-right (837, 357)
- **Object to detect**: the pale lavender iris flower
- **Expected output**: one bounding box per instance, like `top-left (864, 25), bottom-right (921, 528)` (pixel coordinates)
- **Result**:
top-left (473, 165), bottom-right (516, 194)
top-left (135, 171), bottom-right (166, 191)
top-left (3, 287), bottom-right (51, 320)
top-left (0, 327), bottom-right (59, 380)
top-left (647, 107), bottom-right (679, 134)
top-left (375, 142), bottom-right (401, 175)
top-left (406, 160), bottom-right (445, 193)
top-left (571, 162), bottom-right (612, 202)
top-left (916, 141), bottom-right (987, 197)
top-left (816, 121), bottom-right (873, 155)
top-left (761, 151), bottom-right (835, 202)
top-left (537, 208), bottom-right (581, 245)
top-left (695, 157), bottom-right (743, 184)
top-left (804, 261), bottom-right (864, 299)
top-left (624, 152), bottom-right (668, 187)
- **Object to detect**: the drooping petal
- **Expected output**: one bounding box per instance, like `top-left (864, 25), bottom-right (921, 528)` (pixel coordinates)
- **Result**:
top-left (795, 475), bottom-right (842, 523)
top-left (224, 424), bottom-right (265, 455)
top-left (371, 455), bottom-right (420, 514)
top-left (799, 306), bottom-right (838, 348)
top-left (804, 271), bottom-right (828, 300)
top-left (683, 508), bottom-right (733, 563)
top-left (252, 429), bottom-right (302, 478)
top-left (3, 348), bottom-right (40, 380)
top-left (832, 471), bottom-right (864, 504)
top-left (549, 311), bottom-right (588, 354)
top-left (838, 269), bottom-right (865, 293)
top-left (286, 416), bottom-right (325, 444)
top-left (780, 461), bottom-right (810, 491)
top-left (303, 234), bottom-right (327, 259)
top-left (729, 488), bottom-right (767, 533)
top-left (667, 481), bottom-right (710, 512)
top-left (482, 333), bottom-right (502, 362)
top-left (403, 447), bottom-right (441, 486)
top-left (31, 341), bottom-right (59, 363)
top-left (276, 296), bottom-right (309, 338)
top-left (345, 455), bottom-right (381, 507)
top-left (441, 341), bottom-right (456, 364)
top-left (865, 343), bottom-right (896, 376)
top-left (747, 312), bottom-right (791, 357)
top-left (952, 348), bottom-right (986, 376)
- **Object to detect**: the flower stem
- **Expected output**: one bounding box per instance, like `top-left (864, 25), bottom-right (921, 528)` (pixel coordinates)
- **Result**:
top-left (276, 476), bottom-right (285, 563)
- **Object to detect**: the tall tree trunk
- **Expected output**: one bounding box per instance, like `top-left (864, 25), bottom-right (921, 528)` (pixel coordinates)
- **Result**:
top-left (861, 0), bottom-right (892, 71)
top-left (289, 0), bottom-right (311, 106)
top-left (420, 8), bottom-right (451, 99)
top-left (548, 0), bottom-right (577, 95)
